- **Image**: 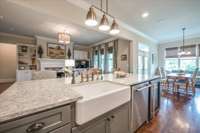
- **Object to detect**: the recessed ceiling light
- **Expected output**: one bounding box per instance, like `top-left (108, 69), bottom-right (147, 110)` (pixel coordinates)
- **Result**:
top-left (142, 12), bottom-right (149, 18)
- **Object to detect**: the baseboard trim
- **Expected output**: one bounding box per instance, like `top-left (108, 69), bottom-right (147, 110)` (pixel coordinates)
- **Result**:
top-left (0, 78), bottom-right (16, 83)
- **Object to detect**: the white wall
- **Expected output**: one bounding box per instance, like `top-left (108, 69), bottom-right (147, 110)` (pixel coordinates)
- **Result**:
top-left (158, 37), bottom-right (200, 67)
top-left (0, 43), bottom-right (17, 83)
top-left (117, 39), bottom-right (130, 72)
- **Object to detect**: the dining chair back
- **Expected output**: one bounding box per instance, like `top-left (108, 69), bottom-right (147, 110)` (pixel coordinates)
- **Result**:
top-left (158, 67), bottom-right (167, 79)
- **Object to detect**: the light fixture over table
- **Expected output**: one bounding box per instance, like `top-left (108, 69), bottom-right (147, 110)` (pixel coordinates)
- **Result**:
top-left (58, 31), bottom-right (70, 44)
top-left (85, 0), bottom-right (120, 35)
top-left (178, 28), bottom-right (191, 56)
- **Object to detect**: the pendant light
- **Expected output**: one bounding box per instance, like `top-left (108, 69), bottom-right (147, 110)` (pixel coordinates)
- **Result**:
top-left (110, 19), bottom-right (120, 35)
top-left (99, 14), bottom-right (110, 31)
top-left (178, 28), bottom-right (191, 56)
top-left (85, 7), bottom-right (98, 27)
top-left (85, 0), bottom-right (120, 34)
top-left (58, 31), bottom-right (70, 44)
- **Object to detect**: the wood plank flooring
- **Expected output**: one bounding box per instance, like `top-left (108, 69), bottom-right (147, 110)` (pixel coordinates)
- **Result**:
top-left (137, 89), bottom-right (200, 133)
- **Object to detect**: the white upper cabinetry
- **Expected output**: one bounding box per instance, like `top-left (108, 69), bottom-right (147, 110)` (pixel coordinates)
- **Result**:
top-left (74, 50), bottom-right (88, 60)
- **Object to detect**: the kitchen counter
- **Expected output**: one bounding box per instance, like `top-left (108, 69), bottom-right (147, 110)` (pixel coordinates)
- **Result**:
top-left (0, 73), bottom-right (160, 124)
top-left (0, 78), bottom-right (82, 123)
top-left (103, 74), bottom-right (160, 86)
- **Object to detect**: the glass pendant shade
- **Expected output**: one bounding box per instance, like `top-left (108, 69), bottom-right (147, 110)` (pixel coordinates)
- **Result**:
top-left (58, 32), bottom-right (70, 44)
top-left (99, 14), bottom-right (110, 31)
top-left (85, 7), bottom-right (98, 27)
top-left (110, 20), bottom-right (120, 35)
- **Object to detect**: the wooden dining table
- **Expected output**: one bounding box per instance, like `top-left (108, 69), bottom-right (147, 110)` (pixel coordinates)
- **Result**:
top-left (166, 73), bottom-right (192, 92)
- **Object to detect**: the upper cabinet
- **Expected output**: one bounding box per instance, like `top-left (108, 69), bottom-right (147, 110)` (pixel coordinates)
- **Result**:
top-left (74, 50), bottom-right (89, 60)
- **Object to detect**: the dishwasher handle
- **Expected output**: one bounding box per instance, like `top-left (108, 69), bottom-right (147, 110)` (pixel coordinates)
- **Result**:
top-left (135, 84), bottom-right (152, 92)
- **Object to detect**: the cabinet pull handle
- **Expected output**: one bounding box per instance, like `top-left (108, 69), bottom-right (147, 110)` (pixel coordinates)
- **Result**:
top-left (26, 122), bottom-right (45, 133)
top-left (111, 115), bottom-right (115, 119)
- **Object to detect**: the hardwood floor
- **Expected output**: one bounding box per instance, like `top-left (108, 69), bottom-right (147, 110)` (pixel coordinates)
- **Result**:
top-left (0, 82), bottom-right (13, 94)
top-left (137, 89), bottom-right (200, 133)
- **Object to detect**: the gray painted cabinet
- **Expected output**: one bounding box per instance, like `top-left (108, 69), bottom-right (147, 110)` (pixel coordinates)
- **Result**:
top-left (109, 103), bottom-right (130, 133)
top-left (73, 102), bottom-right (130, 133)
top-left (0, 105), bottom-right (73, 133)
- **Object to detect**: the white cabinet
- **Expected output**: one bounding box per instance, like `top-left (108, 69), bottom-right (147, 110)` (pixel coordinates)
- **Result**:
top-left (74, 50), bottom-right (88, 60)
top-left (16, 70), bottom-right (32, 81)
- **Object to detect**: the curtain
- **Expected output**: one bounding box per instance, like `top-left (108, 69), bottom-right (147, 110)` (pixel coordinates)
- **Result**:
top-left (165, 47), bottom-right (178, 58)
top-left (180, 45), bottom-right (196, 57)
top-left (113, 39), bottom-right (118, 70)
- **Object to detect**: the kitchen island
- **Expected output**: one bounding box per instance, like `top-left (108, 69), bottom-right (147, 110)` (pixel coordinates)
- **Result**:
top-left (0, 74), bottom-right (160, 133)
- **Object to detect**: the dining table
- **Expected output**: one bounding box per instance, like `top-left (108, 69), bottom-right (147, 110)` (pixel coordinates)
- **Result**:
top-left (166, 73), bottom-right (193, 92)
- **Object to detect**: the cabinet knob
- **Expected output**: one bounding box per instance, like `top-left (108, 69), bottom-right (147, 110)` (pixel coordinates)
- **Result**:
top-left (26, 122), bottom-right (45, 133)
top-left (111, 115), bottom-right (115, 119)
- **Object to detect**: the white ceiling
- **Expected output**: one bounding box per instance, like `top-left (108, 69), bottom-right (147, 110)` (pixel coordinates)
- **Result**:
top-left (0, 0), bottom-right (111, 45)
top-left (83, 0), bottom-right (200, 43)
top-left (1, 0), bottom-right (200, 44)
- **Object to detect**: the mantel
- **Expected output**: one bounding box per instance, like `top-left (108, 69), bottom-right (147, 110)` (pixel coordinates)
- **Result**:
top-left (38, 58), bottom-right (65, 71)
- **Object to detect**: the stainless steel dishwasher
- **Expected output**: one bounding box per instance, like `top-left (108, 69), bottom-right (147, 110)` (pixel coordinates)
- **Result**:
top-left (131, 82), bottom-right (152, 132)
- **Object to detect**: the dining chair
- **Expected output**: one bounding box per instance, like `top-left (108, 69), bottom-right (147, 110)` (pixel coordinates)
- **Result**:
top-left (157, 67), bottom-right (168, 90)
top-left (189, 68), bottom-right (199, 94)
top-left (175, 68), bottom-right (198, 95)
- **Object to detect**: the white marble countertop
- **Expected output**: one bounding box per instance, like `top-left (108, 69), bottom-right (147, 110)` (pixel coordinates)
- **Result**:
top-left (103, 74), bottom-right (160, 85)
top-left (0, 78), bottom-right (82, 123)
top-left (0, 73), bottom-right (160, 123)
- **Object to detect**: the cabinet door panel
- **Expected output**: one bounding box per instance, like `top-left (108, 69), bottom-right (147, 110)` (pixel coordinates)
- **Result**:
top-left (110, 104), bottom-right (130, 133)
top-left (82, 120), bottom-right (107, 133)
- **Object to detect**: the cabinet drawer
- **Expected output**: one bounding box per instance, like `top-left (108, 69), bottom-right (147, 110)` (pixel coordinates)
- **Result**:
top-left (49, 124), bottom-right (71, 133)
top-left (0, 105), bottom-right (71, 133)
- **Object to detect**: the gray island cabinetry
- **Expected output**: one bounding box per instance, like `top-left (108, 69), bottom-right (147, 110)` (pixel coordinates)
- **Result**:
top-left (72, 102), bottom-right (130, 133)
top-left (0, 104), bottom-right (73, 133)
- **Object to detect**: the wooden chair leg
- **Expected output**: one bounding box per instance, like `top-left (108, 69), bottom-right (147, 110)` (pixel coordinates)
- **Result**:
top-left (192, 86), bottom-right (196, 95)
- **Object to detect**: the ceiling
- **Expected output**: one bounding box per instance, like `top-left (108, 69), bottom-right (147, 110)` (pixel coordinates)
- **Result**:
top-left (83, 0), bottom-right (200, 43)
top-left (0, 0), bottom-right (111, 45)
top-left (0, 0), bottom-right (200, 44)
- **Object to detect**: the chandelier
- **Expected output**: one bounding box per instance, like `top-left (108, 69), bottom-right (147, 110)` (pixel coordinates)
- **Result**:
top-left (178, 28), bottom-right (191, 56)
top-left (58, 31), bottom-right (70, 44)
top-left (85, 0), bottom-right (120, 35)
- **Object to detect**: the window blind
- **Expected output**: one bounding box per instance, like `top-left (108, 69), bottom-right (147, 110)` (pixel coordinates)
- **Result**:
top-left (165, 47), bottom-right (178, 58)
top-left (180, 45), bottom-right (196, 57)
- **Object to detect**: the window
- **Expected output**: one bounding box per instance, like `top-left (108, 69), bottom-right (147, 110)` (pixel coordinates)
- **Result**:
top-left (180, 58), bottom-right (196, 73)
top-left (94, 50), bottom-right (98, 68)
top-left (165, 58), bottom-right (179, 72)
top-left (99, 49), bottom-right (105, 72)
top-left (92, 44), bottom-right (114, 73)
top-left (138, 43), bottom-right (150, 75)
top-left (164, 45), bottom-right (198, 73)
top-left (108, 52), bottom-right (113, 73)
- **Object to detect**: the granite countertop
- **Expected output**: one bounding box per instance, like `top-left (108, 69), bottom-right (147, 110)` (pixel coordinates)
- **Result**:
top-left (103, 74), bottom-right (160, 85)
top-left (0, 73), bottom-right (160, 123)
top-left (0, 78), bottom-right (82, 123)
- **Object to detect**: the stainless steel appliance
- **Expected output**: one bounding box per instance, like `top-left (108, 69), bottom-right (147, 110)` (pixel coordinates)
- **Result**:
top-left (131, 82), bottom-right (152, 132)
top-left (150, 79), bottom-right (161, 119)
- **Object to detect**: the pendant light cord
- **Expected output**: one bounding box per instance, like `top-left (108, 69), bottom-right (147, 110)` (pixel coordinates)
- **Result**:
top-left (183, 28), bottom-right (185, 51)
top-left (100, 0), bottom-right (103, 11)
top-left (106, 0), bottom-right (108, 13)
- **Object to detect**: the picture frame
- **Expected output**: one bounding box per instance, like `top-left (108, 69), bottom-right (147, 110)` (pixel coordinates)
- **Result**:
top-left (47, 43), bottom-right (66, 58)
top-left (121, 54), bottom-right (127, 61)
